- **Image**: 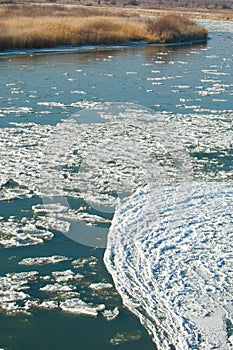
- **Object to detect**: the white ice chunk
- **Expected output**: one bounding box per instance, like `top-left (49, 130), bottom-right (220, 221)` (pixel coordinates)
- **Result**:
top-left (60, 298), bottom-right (105, 316)
top-left (102, 307), bottom-right (119, 321)
top-left (19, 256), bottom-right (71, 265)
top-left (89, 282), bottom-right (113, 290)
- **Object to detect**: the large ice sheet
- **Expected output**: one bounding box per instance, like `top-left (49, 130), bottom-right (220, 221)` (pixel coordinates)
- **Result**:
top-left (104, 182), bottom-right (233, 349)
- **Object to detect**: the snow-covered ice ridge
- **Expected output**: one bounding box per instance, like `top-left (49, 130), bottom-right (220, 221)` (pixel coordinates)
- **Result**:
top-left (104, 182), bottom-right (233, 350)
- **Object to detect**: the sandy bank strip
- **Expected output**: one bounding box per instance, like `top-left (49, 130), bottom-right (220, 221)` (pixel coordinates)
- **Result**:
top-left (104, 6), bottom-right (233, 21)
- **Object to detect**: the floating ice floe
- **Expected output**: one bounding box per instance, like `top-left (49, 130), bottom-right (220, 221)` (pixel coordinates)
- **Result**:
top-left (35, 216), bottom-right (71, 234)
top-left (60, 298), bottom-right (105, 316)
top-left (0, 265), bottom-right (116, 317)
top-left (40, 300), bottom-right (59, 309)
top-left (37, 102), bottom-right (66, 108)
top-left (109, 331), bottom-right (141, 345)
top-left (51, 269), bottom-right (84, 282)
top-left (0, 107), bottom-right (33, 115)
top-left (32, 203), bottom-right (68, 214)
top-left (89, 283), bottom-right (113, 290)
top-left (0, 217), bottom-right (54, 248)
top-left (0, 179), bottom-right (33, 201)
top-left (19, 256), bottom-right (71, 266)
top-left (33, 204), bottom-right (110, 226)
top-left (71, 90), bottom-right (87, 95)
top-left (40, 283), bottom-right (76, 293)
top-left (102, 307), bottom-right (119, 321)
top-left (0, 271), bottom-right (39, 315)
top-left (72, 256), bottom-right (98, 269)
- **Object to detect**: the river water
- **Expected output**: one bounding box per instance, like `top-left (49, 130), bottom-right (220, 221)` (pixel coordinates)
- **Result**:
top-left (0, 20), bottom-right (232, 349)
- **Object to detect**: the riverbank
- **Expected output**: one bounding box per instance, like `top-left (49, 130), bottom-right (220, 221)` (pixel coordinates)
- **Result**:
top-left (0, 5), bottom-right (208, 50)
top-left (1, 2), bottom-right (233, 21)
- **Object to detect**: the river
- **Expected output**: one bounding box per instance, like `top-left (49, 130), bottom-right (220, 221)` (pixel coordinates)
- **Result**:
top-left (0, 19), bottom-right (232, 350)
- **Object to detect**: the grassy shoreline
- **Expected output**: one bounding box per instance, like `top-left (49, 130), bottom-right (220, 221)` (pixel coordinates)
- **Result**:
top-left (0, 5), bottom-right (208, 51)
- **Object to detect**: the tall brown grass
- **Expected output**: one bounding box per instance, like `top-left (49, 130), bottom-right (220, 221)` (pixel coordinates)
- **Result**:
top-left (0, 16), bottom-right (147, 50)
top-left (146, 14), bottom-right (208, 43)
top-left (0, 7), bottom-right (208, 51)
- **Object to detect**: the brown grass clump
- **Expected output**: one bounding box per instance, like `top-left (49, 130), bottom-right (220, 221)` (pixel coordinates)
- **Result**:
top-left (146, 14), bottom-right (208, 43)
top-left (0, 8), bottom-right (208, 51)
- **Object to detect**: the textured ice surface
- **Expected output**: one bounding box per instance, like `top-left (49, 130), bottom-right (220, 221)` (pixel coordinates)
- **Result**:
top-left (0, 104), bottom-right (232, 223)
top-left (0, 102), bottom-right (232, 336)
top-left (104, 182), bottom-right (233, 350)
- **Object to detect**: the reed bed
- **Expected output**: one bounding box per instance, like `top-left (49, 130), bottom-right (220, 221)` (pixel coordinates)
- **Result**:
top-left (146, 14), bottom-right (208, 43)
top-left (0, 7), bottom-right (208, 51)
top-left (0, 16), bottom-right (147, 50)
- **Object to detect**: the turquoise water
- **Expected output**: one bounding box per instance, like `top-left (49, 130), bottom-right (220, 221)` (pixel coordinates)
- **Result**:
top-left (0, 19), bottom-right (233, 349)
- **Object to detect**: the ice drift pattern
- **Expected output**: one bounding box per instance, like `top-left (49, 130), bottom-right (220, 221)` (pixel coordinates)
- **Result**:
top-left (104, 182), bottom-right (233, 349)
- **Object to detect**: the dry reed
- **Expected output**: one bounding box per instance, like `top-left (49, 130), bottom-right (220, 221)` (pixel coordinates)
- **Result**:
top-left (146, 14), bottom-right (208, 43)
top-left (0, 7), bottom-right (208, 51)
top-left (0, 16), bottom-right (147, 50)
